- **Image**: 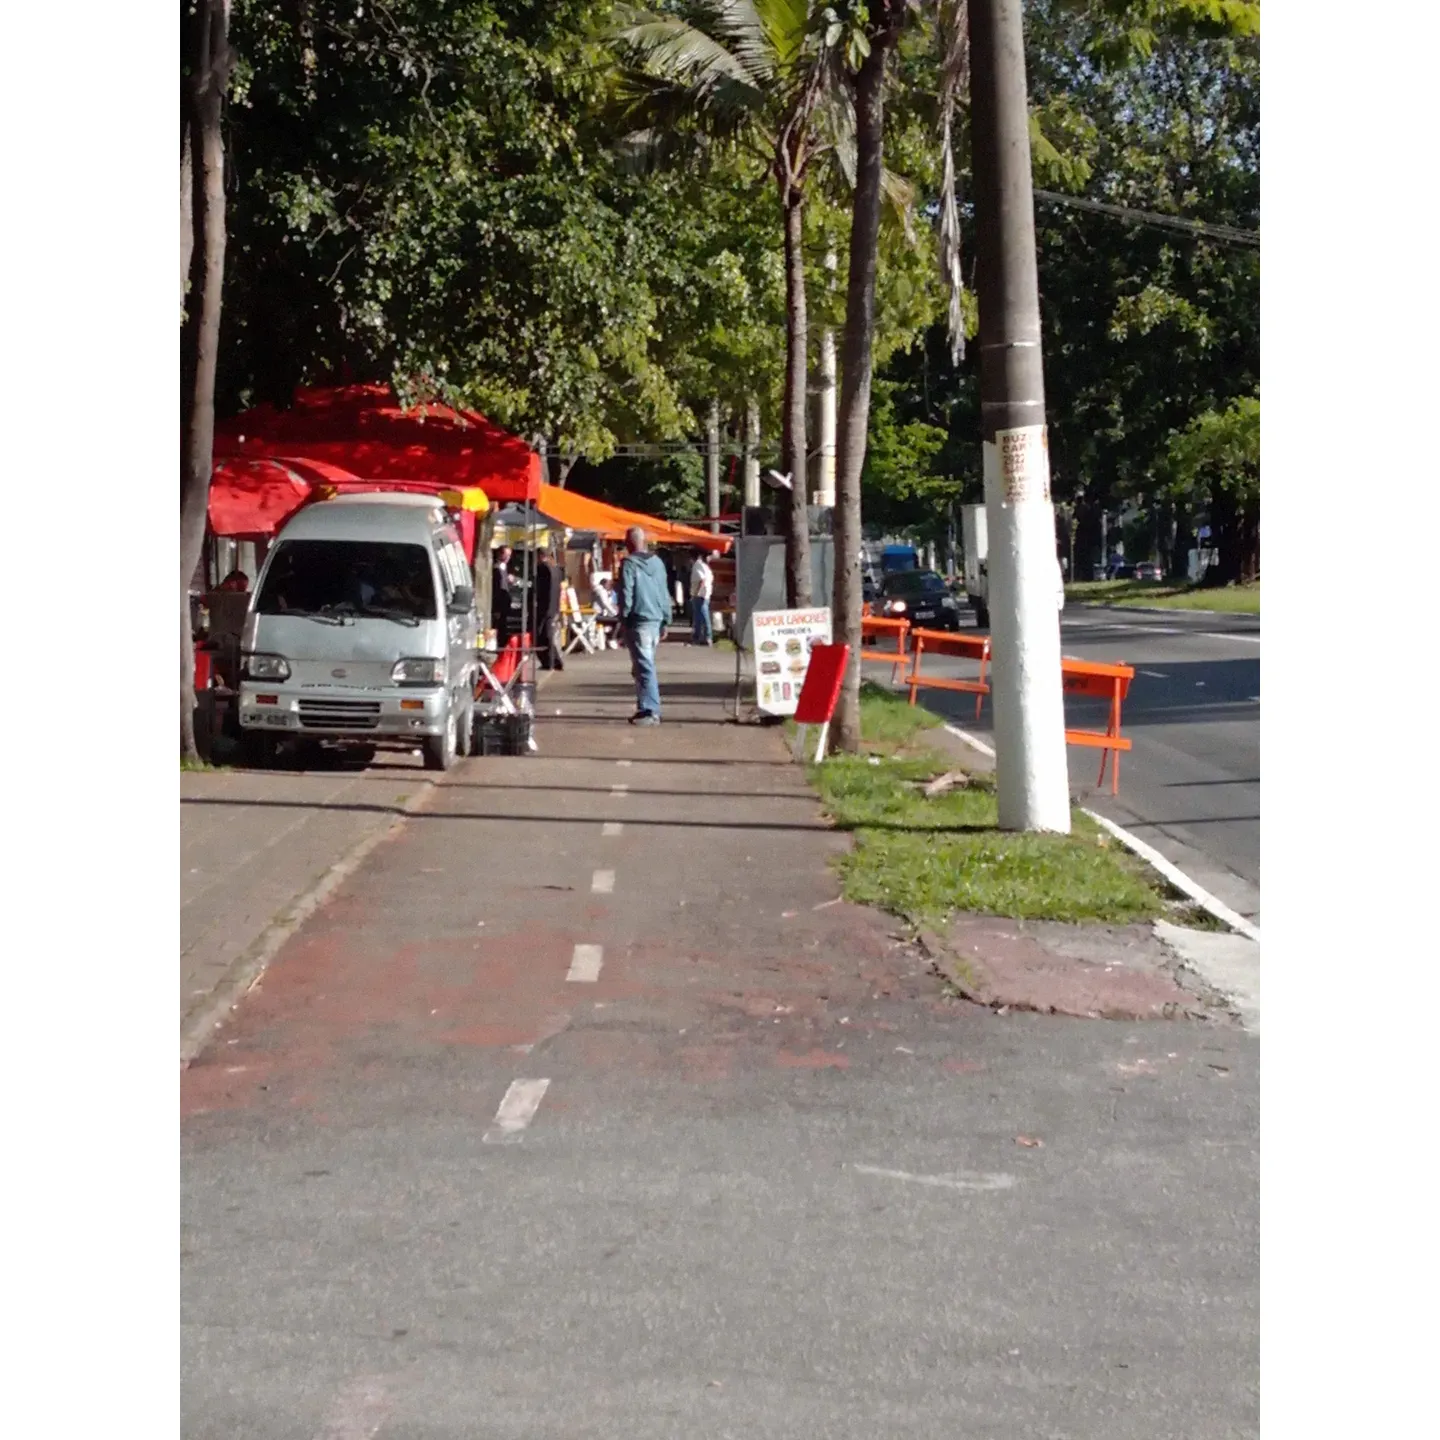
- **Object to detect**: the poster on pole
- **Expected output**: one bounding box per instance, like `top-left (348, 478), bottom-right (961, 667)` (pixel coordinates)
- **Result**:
top-left (750, 606), bottom-right (832, 716)
top-left (996, 424), bottom-right (1051, 505)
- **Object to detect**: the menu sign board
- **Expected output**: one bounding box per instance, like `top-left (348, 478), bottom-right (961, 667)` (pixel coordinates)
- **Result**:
top-left (750, 606), bottom-right (832, 716)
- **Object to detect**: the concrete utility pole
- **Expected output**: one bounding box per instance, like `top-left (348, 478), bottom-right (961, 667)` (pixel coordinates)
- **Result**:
top-left (968, 0), bottom-right (1071, 833)
top-left (743, 397), bottom-right (761, 511)
top-left (814, 250), bottom-right (839, 509)
top-left (706, 399), bottom-right (721, 534)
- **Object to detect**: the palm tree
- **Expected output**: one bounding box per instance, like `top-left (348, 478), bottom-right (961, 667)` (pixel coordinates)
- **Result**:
top-left (612, 0), bottom-right (848, 607)
top-left (829, 0), bottom-right (969, 752)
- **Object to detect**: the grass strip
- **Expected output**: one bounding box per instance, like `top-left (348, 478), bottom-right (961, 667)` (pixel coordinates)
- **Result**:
top-left (1064, 579), bottom-right (1259, 614)
top-left (806, 685), bottom-right (1168, 928)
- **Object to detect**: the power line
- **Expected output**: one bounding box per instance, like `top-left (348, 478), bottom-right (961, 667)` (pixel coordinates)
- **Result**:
top-left (1033, 189), bottom-right (1259, 249)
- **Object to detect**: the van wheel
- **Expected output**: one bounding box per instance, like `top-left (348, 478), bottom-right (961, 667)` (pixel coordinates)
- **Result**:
top-left (456, 699), bottom-right (475, 758)
top-left (974, 601), bottom-right (989, 630)
top-left (243, 731), bottom-right (279, 769)
top-left (423, 710), bottom-right (458, 772)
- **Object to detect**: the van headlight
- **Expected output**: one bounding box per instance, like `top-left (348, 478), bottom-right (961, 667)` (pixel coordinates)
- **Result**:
top-left (392, 657), bottom-right (446, 685)
top-left (242, 653), bottom-right (290, 681)
top-left (941, 597), bottom-right (957, 609)
top-left (884, 599), bottom-right (907, 615)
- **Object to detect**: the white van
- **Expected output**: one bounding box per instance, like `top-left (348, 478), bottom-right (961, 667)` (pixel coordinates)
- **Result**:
top-left (238, 494), bottom-right (477, 770)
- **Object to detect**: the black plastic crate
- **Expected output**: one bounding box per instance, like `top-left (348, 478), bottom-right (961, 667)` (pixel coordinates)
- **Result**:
top-left (475, 711), bottom-right (534, 756)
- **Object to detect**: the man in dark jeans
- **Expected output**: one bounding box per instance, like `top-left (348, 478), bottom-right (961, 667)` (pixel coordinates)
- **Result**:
top-left (619, 526), bottom-right (673, 724)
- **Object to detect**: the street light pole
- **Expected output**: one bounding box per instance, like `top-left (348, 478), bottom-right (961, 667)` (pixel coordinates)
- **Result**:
top-left (968, 0), bottom-right (1071, 833)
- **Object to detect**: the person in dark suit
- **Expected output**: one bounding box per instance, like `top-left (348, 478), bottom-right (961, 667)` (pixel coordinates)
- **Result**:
top-left (491, 545), bottom-right (514, 640)
top-left (533, 550), bottom-right (565, 671)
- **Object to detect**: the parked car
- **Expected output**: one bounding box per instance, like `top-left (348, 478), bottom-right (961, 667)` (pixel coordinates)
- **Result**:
top-left (878, 569), bottom-right (961, 630)
top-left (1133, 561), bottom-right (1165, 582)
top-left (238, 494), bottom-right (479, 772)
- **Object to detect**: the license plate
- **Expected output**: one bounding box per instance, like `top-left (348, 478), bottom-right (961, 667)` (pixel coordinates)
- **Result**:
top-left (915, 610), bottom-right (935, 620)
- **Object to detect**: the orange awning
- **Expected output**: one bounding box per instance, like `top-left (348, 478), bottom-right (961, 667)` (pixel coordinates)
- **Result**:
top-left (535, 484), bottom-right (731, 553)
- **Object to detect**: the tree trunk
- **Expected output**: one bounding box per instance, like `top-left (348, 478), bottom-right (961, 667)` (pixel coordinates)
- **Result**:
top-left (180, 0), bottom-right (232, 762)
top-left (1240, 495), bottom-right (1259, 582)
top-left (831, 22), bottom-right (902, 753)
top-left (181, 117), bottom-right (193, 321)
top-left (1206, 484), bottom-right (1240, 586)
top-left (780, 188), bottom-right (812, 606)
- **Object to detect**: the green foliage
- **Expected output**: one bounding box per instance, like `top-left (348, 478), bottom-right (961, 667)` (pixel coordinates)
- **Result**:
top-left (861, 377), bottom-right (953, 522)
top-left (578, 451), bottom-right (709, 520)
top-left (1165, 393), bottom-right (1259, 503)
top-left (222, 0), bottom-right (783, 459)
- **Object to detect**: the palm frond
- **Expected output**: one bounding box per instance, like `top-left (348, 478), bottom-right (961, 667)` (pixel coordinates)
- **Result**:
top-left (881, 168), bottom-right (917, 244)
top-left (936, 0), bottom-right (970, 364)
top-left (612, 10), bottom-right (759, 91)
top-left (714, 0), bottom-right (813, 79)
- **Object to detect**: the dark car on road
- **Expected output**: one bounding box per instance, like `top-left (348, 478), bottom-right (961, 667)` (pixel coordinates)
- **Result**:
top-left (878, 569), bottom-right (961, 630)
top-left (1134, 561), bottom-right (1165, 581)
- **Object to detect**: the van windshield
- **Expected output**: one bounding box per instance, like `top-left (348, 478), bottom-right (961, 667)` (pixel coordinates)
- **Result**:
top-left (256, 540), bottom-right (437, 621)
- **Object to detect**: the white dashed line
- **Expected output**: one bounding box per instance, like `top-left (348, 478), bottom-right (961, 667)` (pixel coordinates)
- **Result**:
top-left (1199, 631), bottom-right (1261, 644)
top-left (601, 821), bottom-right (624, 838)
top-left (483, 1078), bottom-right (551, 1142)
top-left (313, 1376), bottom-right (391, 1440)
top-left (616, 759), bottom-right (633, 768)
top-left (567, 944), bottom-right (604, 982)
top-left (610, 783), bottom-right (629, 796)
top-left (853, 1164), bottom-right (1017, 1193)
top-left (591, 870), bottom-right (615, 894)
top-left (1140, 670), bottom-right (1168, 679)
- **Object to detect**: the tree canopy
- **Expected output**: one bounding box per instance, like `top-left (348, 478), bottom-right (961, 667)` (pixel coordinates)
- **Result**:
top-left (211, 0), bottom-right (1256, 559)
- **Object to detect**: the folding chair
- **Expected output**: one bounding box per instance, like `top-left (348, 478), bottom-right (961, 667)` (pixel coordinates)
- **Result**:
top-left (561, 585), bottom-right (602, 656)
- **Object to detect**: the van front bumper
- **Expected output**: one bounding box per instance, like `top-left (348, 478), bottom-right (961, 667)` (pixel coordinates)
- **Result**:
top-left (238, 683), bottom-right (449, 739)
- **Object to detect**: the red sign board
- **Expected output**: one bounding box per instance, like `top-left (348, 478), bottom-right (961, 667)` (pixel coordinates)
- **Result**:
top-left (794, 644), bottom-right (850, 725)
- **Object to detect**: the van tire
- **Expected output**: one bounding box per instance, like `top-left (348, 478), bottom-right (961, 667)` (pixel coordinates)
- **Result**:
top-left (457, 698), bottom-right (475, 758)
top-left (423, 709), bottom-right (458, 772)
top-left (243, 731), bottom-right (279, 769)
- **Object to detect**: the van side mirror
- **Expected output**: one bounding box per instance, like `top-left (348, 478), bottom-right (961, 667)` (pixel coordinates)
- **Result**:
top-left (448, 585), bottom-right (475, 615)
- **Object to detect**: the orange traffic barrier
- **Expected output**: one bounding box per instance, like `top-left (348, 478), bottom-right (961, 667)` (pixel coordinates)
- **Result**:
top-left (1061, 657), bottom-right (1134, 795)
top-left (859, 614), bottom-right (911, 683)
top-left (905, 628), bottom-right (991, 718)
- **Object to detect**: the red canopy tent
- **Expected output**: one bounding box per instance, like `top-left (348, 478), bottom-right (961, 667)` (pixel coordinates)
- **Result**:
top-left (214, 384), bottom-right (542, 505)
top-left (208, 455), bottom-right (367, 539)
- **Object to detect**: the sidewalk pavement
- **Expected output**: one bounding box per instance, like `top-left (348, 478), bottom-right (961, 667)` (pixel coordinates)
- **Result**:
top-left (183, 637), bottom-right (1256, 1438)
top-left (180, 755), bottom-right (438, 1061)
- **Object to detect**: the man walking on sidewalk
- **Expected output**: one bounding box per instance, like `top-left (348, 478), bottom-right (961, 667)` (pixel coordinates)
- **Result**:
top-left (688, 547), bottom-right (714, 646)
top-left (620, 526), bottom-right (672, 725)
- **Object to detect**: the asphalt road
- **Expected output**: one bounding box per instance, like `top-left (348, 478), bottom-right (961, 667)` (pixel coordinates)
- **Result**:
top-left (905, 606), bottom-right (1260, 924)
top-left (182, 649), bottom-right (1258, 1439)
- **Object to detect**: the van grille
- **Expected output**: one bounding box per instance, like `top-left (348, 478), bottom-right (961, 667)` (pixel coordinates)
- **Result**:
top-left (297, 698), bottom-right (382, 731)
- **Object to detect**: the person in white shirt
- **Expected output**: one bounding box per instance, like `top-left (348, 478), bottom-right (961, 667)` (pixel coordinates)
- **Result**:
top-left (688, 548), bottom-right (715, 646)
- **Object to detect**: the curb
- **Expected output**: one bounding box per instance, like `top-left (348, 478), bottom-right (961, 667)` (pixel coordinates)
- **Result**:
top-left (179, 779), bottom-right (439, 1068)
top-left (940, 723), bottom-right (1259, 943)
top-left (1069, 601), bottom-right (1260, 621)
top-left (1081, 808), bottom-right (1261, 943)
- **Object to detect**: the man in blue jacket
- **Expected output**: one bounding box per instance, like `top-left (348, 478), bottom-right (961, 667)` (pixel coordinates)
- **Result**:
top-left (620, 526), bottom-right (673, 725)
